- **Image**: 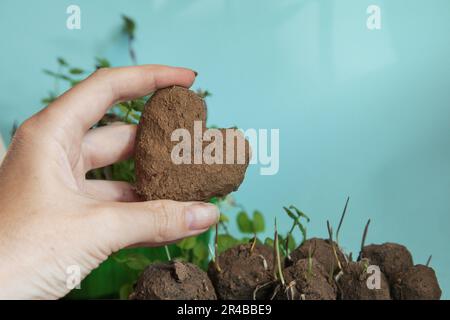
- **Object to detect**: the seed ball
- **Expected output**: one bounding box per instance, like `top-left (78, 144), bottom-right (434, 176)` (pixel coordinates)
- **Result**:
top-left (207, 243), bottom-right (274, 300)
top-left (392, 265), bottom-right (441, 300)
top-left (278, 258), bottom-right (337, 300)
top-left (360, 242), bottom-right (413, 284)
top-left (134, 86), bottom-right (250, 202)
top-left (337, 261), bottom-right (391, 300)
top-left (130, 261), bottom-right (217, 300)
top-left (288, 238), bottom-right (346, 275)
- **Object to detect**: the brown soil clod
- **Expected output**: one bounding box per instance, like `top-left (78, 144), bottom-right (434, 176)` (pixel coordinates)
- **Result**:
top-left (135, 86), bottom-right (250, 201)
top-left (276, 258), bottom-right (337, 300)
top-left (288, 238), bottom-right (346, 275)
top-left (360, 242), bottom-right (413, 285)
top-left (207, 243), bottom-right (274, 300)
top-left (337, 260), bottom-right (391, 300)
top-left (392, 264), bottom-right (442, 300)
top-left (130, 260), bottom-right (217, 300)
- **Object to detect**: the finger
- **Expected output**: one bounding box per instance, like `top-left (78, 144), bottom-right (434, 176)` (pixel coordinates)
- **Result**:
top-left (82, 123), bottom-right (136, 171)
top-left (84, 180), bottom-right (139, 202)
top-left (39, 65), bottom-right (196, 143)
top-left (98, 200), bottom-right (219, 249)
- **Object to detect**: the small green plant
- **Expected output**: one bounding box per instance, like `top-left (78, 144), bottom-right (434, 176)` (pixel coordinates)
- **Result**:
top-left (236, 210), bottom-right (265, 234)
top-left (326, 220), bottom-right (343, 273)
top-left (305, 244), bottom-right (316, 280)
top-left (279, 205), bottom-right (309, 260)
top-left (358, 219), bottom-right (371, 260)
top-left (336, 196), bottom-right (350, 246)
top-left (426, 255), bottom-right (432, 267)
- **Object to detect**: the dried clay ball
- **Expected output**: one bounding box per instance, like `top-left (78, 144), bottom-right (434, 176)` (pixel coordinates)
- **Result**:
top-left (130, 261), bottom-right (217, 300)
top-left (288, 238), bottom-right (346, 275)
top-left (278, 258), bottom-right (337, 300)
top-left (393, 265), bottom-right (441, 300)
top-left (135, 86), bottom-right (250, 201)
top-left (360, 242), bottom-right (413, 284)
top-left (208, 243), bottom-right (274, 300)
top-left (337, 261), bottom-right (391, 300)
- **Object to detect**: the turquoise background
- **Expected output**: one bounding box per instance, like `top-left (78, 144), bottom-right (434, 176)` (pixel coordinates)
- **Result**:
top-left (0, 0), bottom-right (449, 298)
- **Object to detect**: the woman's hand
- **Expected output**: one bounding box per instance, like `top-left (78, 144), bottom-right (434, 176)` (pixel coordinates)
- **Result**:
top-left (0, 65), bottom-right (219, 299)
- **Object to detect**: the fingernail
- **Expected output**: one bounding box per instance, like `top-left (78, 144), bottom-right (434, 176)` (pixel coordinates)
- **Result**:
top-left (193, 70), bottom-right (198, 77)
top-left (186, 203), bottom-right (219, 230)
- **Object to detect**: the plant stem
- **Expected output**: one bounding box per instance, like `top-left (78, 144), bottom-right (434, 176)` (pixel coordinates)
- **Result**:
top-left (426, 255), bottom-right (432, 267)
top-left (214, 223), bottom-right (221, 272)
top-left (274, 218), bottom-right (285, 286)
top-left (327, 220), bottom-right (342, 272)
top-left (128, 37), bottom-right (137, 65)
top-left (336, 196), bottom-right (350, 246)
top-left (164, 245), bottom-right (171, 261)
top-left (359, 219), bottom-right (371, 259)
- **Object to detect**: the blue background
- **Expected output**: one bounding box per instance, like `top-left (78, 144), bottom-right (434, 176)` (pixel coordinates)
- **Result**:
top-left (0, 0), bottom-right (449, 298)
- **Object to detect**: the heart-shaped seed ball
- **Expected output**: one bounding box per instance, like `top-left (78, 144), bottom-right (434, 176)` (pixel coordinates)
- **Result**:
top-left (135, 86), bottom-right (250, 201)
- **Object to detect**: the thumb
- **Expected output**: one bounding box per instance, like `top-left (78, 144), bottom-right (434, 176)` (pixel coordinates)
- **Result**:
top-left (100, 200), bottom-right (220, 249)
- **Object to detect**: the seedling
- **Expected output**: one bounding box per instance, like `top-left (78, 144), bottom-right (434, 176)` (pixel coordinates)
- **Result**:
top-left (213, 223), bottom-right (222, 272)
top-left (274, 218), bottom-right (286, 287)
top-left (250, 232), bottom-right (257, 254)
top-left (426, 255), bottom-right (432, 267)
top-left (284, 206), bottom-right (310, 245)
top-left (358, 219), bottom-right (371, 260)
top-left (306, 245), bottom-right (314, 280)
top-left (336, 196), bottom-right (350, 246)
top-left (327, 220), bottom-right (343, 273)
top-left (121, 15), bottom-right (137, 65)
top-left (164, 245), bottom-right (171, 261)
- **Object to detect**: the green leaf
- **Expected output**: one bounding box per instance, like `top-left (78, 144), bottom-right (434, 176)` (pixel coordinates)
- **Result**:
top-left (264, 237), bottom-right (274, 248)
top-left (252, 210), bottom-right (265, 233)
top-left (193, 242), bottom-right (208, 261)
top-left (217, 234), bottom-right (240, 253)
top-left (70, 80), bottom-right (81, 87)
top-left (111, 159), bottom-right (135, 182)
top-left (289, 205), bottom-right (310, 222)
top-left (209, 197), bottom-right (219, 204)
top-left (177, 236), bottom-right (197, 250)
top-left (121, 15), bottom-right (136, 38)
top-left (119, 283), bottom-right (133, 300)
top-left (43, 69), bottom-right (72, 82)
top-left (69, 68), bottom-right (84, 75)
top-left (57, 57), bottom-right (68, 66)
top-left (130, 99), bottom-right (145, 112)
top-left (286, 233), bottom-right (296, 252)
top-left (113, 253), bottom-right (151, 271)
top-left (237, 211), bottom-right (253, 233)
top-left (219, 213), bottom-right (229, 223)
top-left (196, 89), bottom-right (212, 98)
top-left (41, 92), bottom-right (57, 104)
top-left (95, 57), bottom-right (111, 68)
top-left (298, 223), bottom-right (307, 244)
top-left (283, 206), bottom-right (297, 220)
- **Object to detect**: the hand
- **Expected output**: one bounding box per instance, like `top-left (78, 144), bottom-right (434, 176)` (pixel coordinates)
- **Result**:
top-left (0, 65), bottom-right (219, 299)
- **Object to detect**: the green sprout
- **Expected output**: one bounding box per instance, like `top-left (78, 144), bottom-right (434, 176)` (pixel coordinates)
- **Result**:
top-left (273, 218), bottom-right (285, 286)
top-left (214, 223), bottom-right (222, 272)
top-left (306, 244), bottom-right (315, 280)
top-left (164, 245), bottom-right (171, 261)
top-left (336, 196), bottom-right (350, 246)
top-left (358, 219), bottom-right (371, 260)
top-left (121, 15), bottom-right (137, 65)
top-left (327, 220), bottom-right (343, 273)
top-left (426, 255), bottom-right (432, 267)
top-left (283, 205), bottom-right (310, 251)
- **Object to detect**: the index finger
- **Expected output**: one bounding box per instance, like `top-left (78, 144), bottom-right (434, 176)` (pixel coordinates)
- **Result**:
top-left (39, 64), bottom-right (196, 143)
